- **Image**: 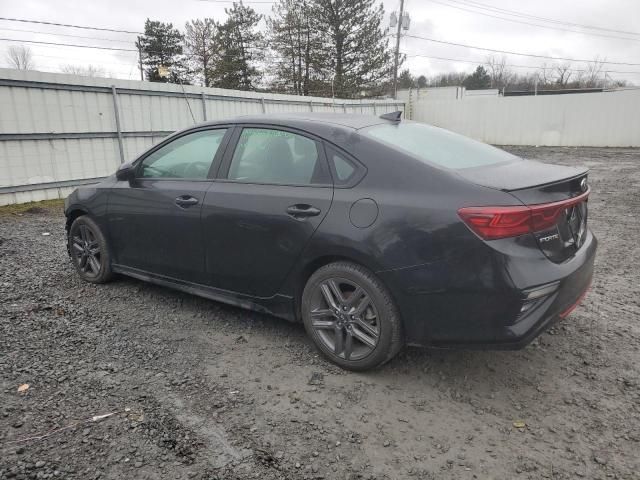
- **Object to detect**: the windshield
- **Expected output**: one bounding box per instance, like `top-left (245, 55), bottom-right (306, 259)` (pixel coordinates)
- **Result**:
top-left (362, 122), bottom-right (518, 169)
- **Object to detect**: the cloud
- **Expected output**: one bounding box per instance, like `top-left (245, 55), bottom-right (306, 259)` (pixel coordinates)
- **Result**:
top-left (2, 0), bottom-right (639, 84)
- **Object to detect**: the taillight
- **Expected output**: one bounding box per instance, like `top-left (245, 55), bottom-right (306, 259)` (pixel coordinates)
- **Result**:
top-left (458, 190), bottom-right (589, 240)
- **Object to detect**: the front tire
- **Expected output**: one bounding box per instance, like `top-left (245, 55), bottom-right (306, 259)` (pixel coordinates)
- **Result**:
top-left (301, 261), bottom-right (404, 371)
top-left (68, 215), bottom-right (113, 284)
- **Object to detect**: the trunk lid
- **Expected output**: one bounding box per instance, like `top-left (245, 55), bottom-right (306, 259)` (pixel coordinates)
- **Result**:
top-left (457, 159), bottom-right (590, 263)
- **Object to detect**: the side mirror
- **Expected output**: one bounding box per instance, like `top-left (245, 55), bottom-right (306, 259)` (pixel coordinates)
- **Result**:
top-left (116, 162), bottom-right (135, 182)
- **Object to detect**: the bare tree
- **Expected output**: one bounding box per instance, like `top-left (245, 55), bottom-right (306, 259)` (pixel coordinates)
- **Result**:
top-left (553, 62), bottom-right (573, 88)
top-left (579, 57), bottom-right (605, 88)
top-left (507, 72), bottom-right (538, 91)
top-left (60, 64), bottom-right (107, 77)
top-left (485, 55), bottom-right (513, 89)
top-left (6, 45), bottom-right (35, 70)
top-left (537, 63), bottom-right (553, 87)
top-left (427, 71), bottom-right (467, 87)
top-left (184, 18), bottom-right (218, 87)
top-left (609, 78), bottom-right (631, 88)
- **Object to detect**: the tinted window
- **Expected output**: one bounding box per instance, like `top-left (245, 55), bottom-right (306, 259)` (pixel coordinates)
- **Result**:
top-left (140, 129), bottom-right (227, 179)
top-left (363, 122), bottom-right (517, 169)
top-left (228, 128), bottom-right (323, 185)
top-left (331, 152), bottom-right (355, 183)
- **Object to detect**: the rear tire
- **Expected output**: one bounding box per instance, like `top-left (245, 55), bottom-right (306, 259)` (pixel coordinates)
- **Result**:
top-left (68, 215), bottom-right (113, 284)
top-left (301, 261), bottom-right (404, 371)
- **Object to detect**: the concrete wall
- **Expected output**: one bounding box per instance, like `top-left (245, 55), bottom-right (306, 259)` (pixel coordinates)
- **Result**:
top-left (0, 69), bottom-right (404, 205)
top-left (408, 87), bottom-right (640, 147)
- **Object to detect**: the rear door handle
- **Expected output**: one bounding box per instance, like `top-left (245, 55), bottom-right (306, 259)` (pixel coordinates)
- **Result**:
top-left (175, 195), bottom-right (199, 208)
top-left (286, 204), bottom-right (321, 219)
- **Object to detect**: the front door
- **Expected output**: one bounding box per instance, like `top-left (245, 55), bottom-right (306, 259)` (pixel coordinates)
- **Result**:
top-left (107, 128), bottom-right (230, 283)
top-left (201, 126), bottom-right (333, 297)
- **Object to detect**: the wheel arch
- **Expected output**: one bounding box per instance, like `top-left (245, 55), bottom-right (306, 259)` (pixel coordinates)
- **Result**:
top-left (289, 250), bottom-right (391, 322)
top-left (296, 253), bottom-right (406, 369)
top-left (65, 207), bottom-right (89, 233)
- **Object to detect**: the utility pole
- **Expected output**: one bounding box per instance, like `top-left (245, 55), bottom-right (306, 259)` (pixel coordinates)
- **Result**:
top-left (137, 36), bottom-right (144, 81)
top-left (393, 0), bottom-right (405, 99)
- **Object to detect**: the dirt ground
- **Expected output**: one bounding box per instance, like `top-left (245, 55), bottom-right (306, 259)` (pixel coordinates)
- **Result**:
top-left (1, 146), bottom-right (639, 480)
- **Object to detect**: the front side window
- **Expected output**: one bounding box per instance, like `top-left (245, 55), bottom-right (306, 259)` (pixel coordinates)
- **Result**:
top-left (140, 129), bottom-right (227, 179)
top-left (362, 122), bottom-right (518, 169)
top-left (228, 128), bottom-right (324, 185)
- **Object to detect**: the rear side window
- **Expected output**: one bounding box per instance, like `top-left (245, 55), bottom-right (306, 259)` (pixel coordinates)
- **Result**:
top-left (325, 146), bottom-right (359, 186)
top-left (362, 122), bottom-right (518, 169)
top-left (323, 144), bottom-right (363, 187)
top-left (228, 128), bottom-right (327, 185)
top-left (332, 153), bottom-right (355, 182)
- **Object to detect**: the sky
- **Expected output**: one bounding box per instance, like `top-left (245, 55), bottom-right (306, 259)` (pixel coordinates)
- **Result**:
top-left (1, 0), bottom-right (639, 85)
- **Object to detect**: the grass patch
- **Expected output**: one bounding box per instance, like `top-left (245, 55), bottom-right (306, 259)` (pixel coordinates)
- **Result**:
top-left (0, 198), bottom-right (65, 216)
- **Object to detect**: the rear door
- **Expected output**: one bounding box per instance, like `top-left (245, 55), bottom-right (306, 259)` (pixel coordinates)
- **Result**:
top-left (201, 126), bottom-right (333, 297)
top-left (108, 127), bottom-right (231, 283)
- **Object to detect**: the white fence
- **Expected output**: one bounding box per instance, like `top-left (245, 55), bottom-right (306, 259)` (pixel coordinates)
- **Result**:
top-left (0, 69), bottom-right (404, 205)
top-left (405, 87), bottom-right (640, 147)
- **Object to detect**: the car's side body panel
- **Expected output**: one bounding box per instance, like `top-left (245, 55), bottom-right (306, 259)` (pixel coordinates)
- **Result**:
top-left (111, 263), bottom-right (297, 320)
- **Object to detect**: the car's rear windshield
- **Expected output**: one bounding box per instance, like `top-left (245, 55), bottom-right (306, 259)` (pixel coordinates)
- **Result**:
top-left (362, 122), bottom-right (518, 169)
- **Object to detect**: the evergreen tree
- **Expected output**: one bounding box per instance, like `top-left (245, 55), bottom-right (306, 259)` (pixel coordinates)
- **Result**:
top-left (398, 69), bottom-right (415, 89)
top-left (211, 2), bottom-right (263, 90)
top-left (136, 19), bottom-right (189, 83)
top-left (310, 0), bottom-right (393, 98)
top-left (184, 19), bottom-right (218, 87)
top-left (266, 0), bottom-right (318, 95)
top-left (416, 75), bottom-right (427, 89)
top-left (463, 66), bottom-right (491, 89)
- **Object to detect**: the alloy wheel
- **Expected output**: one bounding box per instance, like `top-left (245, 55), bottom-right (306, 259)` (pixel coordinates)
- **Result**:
top-left (71, 224), bottom-right (101, 276)
top-left (309, 278), bottom-right (380, 361)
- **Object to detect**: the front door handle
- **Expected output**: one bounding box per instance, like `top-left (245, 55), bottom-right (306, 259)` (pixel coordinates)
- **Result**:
top-left (286, 204), bottom-right (321, 219)
top-left (175, 195), bottom-right (199, 208)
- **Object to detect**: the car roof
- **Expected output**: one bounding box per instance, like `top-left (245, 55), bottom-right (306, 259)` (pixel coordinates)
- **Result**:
top-left (202, 112), bottom-right (393, 132)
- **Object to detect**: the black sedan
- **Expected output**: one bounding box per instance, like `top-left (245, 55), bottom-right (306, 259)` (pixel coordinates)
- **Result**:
top-left (64, 112), bottom-right (596, 370)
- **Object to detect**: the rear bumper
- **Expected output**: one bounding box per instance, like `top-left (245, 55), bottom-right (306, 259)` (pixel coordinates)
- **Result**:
top-left (379, 230), bottom-right (597, 349)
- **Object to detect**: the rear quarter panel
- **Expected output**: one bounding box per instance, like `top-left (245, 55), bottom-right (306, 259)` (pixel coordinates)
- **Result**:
top-left (282, 135), bottom-right (530, 327)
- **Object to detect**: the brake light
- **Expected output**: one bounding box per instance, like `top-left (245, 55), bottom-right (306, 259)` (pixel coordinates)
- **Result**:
top-left (458, 190), bottom-right (589, 240)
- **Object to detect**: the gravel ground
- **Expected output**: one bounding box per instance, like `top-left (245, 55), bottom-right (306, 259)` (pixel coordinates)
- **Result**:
top-left (1, 146), bottom-right (639, 480)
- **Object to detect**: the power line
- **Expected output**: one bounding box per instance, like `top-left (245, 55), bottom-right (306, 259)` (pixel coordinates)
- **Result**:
top-left (0, 17), bottom-right (141, 35)
top-left (442, 0), bottom-right (640, 37)
top-left (0, 27), bottom-right (134, 44)
top-left (426, 0), bottom-right (640, 42)
top-left (404, 34), bottom-right (640, 66)
top-left (0, 36), bottom-right (292, 62)
top-left (0, 37), bottom-right (137, 52)
top-left (403, 52), bottom-right (640, 76)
